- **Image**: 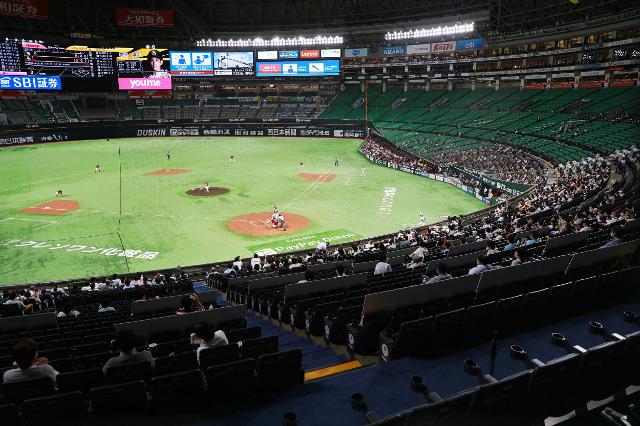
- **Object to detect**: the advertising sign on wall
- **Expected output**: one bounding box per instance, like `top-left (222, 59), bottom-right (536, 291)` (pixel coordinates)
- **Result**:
top-left (257, 51), bottom-right (278, 60)
top-left (406, 44), bottom-right (431, 55)
top-left (0, 75), bottom-right (61, 90)
top-left (300, 50), bottom-right (320, 59)
top-left (380, 45), bottom-right (407, 56)
top-left (344, 48), bottom-right (368, 58)
top-left (115, 8), bottom-right (174, 27)
top-left (256, 60), bottom-right (340, 77)
top-left (455, 38), bottom-right (485, 51)
top-left (117, 77), bottom-right (172, 90)
top-left (0, 0), bottom-right (48, 19)
top-left (430, 42), bottom-right (456, 53)
top-left (169, 51), bottom-right (213, 76)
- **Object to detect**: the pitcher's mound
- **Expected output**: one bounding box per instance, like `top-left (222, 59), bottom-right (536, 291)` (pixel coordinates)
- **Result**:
top-left (228, 212), bottom-right (310, 236)
top-left (146, 169), bottom-right (192, 176)
top-left (186, 187), bottom-right (229, 196)
top-left (20, 200), bottom-right (79, 216)
top-left (297, 173), bottom-right (336, 182)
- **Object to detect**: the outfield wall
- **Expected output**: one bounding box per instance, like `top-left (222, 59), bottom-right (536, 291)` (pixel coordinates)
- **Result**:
top-left (0, 119), bottom-right (366, 147)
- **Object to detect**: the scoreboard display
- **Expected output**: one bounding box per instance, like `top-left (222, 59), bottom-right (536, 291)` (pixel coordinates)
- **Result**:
top-left (256, 59), bottom-right (340, 77)
top-left (169, 51), bottom-right (213, 76)
top-left (213, 51), bottom-right (254, 76)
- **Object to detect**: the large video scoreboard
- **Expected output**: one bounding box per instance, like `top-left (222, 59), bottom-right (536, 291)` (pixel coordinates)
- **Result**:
top-left (0, 38), bottom-right (341, 91)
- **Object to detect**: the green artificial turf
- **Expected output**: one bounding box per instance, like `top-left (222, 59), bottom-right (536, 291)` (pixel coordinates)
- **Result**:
top-left (0, 137), bottom-right (485, 285)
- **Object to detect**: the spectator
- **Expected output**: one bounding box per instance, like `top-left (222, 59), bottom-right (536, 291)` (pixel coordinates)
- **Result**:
top-left (297, 270), bottom-right (314, 283)
top-left (192, 322), bottom-right (229, 365)
top-left (176, 293), bottom-right (205, 315)
top-left (111, 274), bottom-right (122, 286)
top-left (503, 234), bottom-right (518, 251)
top-left (223, 263), bottom-right (236, 278)
top-left (511, 248), bottom-right (525, 266)
top-left (600, 228), bottom-right (624, 248)
top-left (406, 254), bottom-right (424, 270)
top-left (316, 241), bottom-right (329, 252)
top-left (232, 256), bottom-right (243, 270)
top-left (2, 338), bottom-right (59, 384)
top-left (525, 231), bottom-right (540, 246)
top-left (250, 253), bottom-right (262, 270)
top-left (485, 240), bottom-right (498, 256)
top-left (103, 329), bottom-right (155, 375)
top-left (468, 255), bottom-right (493, 275)
top-left (336, 264), bottom-right (346, 277)
top-left (424, 263), bottom-right (453, 284)
top-left (122, 278), bottom-right (135, 290)
top-left (3, 292), bottom-right (33, 314)
top-left (374, 253), bottom-right (392, 276)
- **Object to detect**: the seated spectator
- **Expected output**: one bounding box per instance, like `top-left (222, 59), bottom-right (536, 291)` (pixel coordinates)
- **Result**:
top-left (511, 248), bottom-right (525, 266)
top-left (411, 241), bottom-right (429, 261)
top-left (3, 292), bottom-right (33, 314)
top-left (223, 263), bottom-right (236, 278)
top-left (111, 274), bottom-right (122, 286)
top-left (600, 228), bottom-right (624, 248)
top-left (468, 255), bottom-right (493, 275)
top-left (232, 256), bottom-right (243, 270)
top-left (485, 240), bottom-right (498, 256)
top-left (405, 254), bottom-right (424, 270)
top-left (103, 329), bottom-right (155, 375)
top-left (503, 235), bottom-right (518, 251)
top-left (176, 293), bottom-right (205, 315)
top-left (122, 278), bottom-right (135, 290)
top-left (374, 253), bottom-right (392, 276)
top-left (316, 241), bottom-right (329, 253)
top-left (297, 270), bottom-right (314, 283)
top-left (3, 338), bottom-right (59, 384)
top-left (192, 322), bottom-right (229, 365)
top-left (525, 231), bottom-right (540, 246)
top-left (250, 253), bottom-right (262, 270)
top-left (336, 264), bottom-right (346, 277)
top-left (424, 263), bottom-right (453, 284)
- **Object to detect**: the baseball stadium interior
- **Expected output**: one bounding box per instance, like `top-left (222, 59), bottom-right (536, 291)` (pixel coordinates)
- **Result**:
top-left (1, 1), bottom-right (640, 425)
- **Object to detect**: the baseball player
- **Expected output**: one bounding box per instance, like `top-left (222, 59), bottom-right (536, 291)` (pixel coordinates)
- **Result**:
top-left (278, 213), bottom-right (286, 231)
top-left (95, 164), bottom-right (101, 173)
top-left (204, 181), bottom-right (210, 192)
top-left (229, 155), bottom-right (236, 163)
top-left (55, 189), bottom-right (63, 198)
top-left (299, 161), bottom-right (304, 169)
top-left (167, 151), bottom-right (171, 160)
top-left (335, 157), bottom-right (340, 166)
top-left (360, 166), bottom-right (366, 177)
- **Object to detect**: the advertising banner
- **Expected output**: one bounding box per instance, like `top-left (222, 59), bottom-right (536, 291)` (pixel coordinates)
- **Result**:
top-left (455, 38), bottom-right (485, 51)
top-left (213, 51), bottom-right (254, 76)
top-left (406, 44), bottom-right (431, 55)
top-left (256, 60), bottom-right (340, 77)
top-left (380, 45), bottom-right (407, 56)
top-left (431, 42), bottom-right (456, 53)
top-left (257, 51), bottom-right (278, 60)
top-left (449, 166), bottom-right (531, 197)
top-left (169, 51), bottom-right (213, 76)
top-left (115, 8), bottom-right (174, 27)
top-left (344, 48), bottom-right (368, 58)
top-left (321, 49), bottom-right (341, 58)
top-left (0, 0), bottom-right (47, 19)
top-left (300, 50), bottom-right (320, 59)
top-left (278, 50), bottom-right (299, 59)
top-left (0, 75), bottom-right (61, 90)
top-left (118, 77), bottom-right (172, 90)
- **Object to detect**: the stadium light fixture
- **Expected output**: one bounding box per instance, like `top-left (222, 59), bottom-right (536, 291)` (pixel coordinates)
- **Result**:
top-left (384, 22), bottom-right (474, 41)
top-left (194, 35), bottom-right (343, 48)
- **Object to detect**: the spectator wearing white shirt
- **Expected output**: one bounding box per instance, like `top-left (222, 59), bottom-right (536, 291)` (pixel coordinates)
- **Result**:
top-left (192, 322), bottom-right (229, 365)
top-left (374, 253), bottom-right (392, 276)
top-left (250, 254), bottom-right (262, 270)
top-left (3, 338), bottom-right (59, 385)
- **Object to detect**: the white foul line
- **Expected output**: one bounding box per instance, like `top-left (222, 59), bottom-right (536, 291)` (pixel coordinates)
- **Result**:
top-left (284, 173), bottom-right (331, 210)
top-left (0, 217), bottom-right (58, 231)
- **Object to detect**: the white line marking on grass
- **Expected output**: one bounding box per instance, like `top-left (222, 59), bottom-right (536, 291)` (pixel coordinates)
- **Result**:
top-left (284, 173), bottom-right (331, 210)
top-left (0, 217), bottom-right (58, 231)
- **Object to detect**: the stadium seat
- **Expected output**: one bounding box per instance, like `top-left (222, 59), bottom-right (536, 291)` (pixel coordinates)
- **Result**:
top-left (431, 308), bottom-right (467, 354)
top-left (577, 339), bottom-right (629, 403)
top-left (526, 353), bottom-right (582, 417)
top-left (155, 351), bottom-right (198, 376)
top-left (206, 359), bottom-right (257, 401)
top-left (72, 351), bottom-right (111, 370)
top-left (405, 388), bottom-right (476, 426)
top-left (257, 349), bottom-right (304, 392)
top-left (56, 367), bottom-right (106, 394)
top-left (198, 344), bottom-right (240, 370)
top-left (1, 376), bottom-right (55, 404)
top-left (149, 369), bottom-right (206, 410)
top-left (105, 360), bottom-right (154, 384)
top-left (22, 391), bottom-right (85, 424)
top-left (227, 326), bottom-right (261, 343)
top-left (379, 316), bottom-right (434, 361)
top-left (0, 403), bottom-right (20, 426)
top-left (240, 335), bottom-right (279, 360)
top-left (472, 370), bottom-right (533, 413)
top-left (90, 380), bottom-right (148, 415)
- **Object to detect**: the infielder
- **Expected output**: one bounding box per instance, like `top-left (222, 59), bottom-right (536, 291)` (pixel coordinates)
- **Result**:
top-left (360, 166), bottom-right (366, 177)
top-left (419, 212), bottom-right (426, 226)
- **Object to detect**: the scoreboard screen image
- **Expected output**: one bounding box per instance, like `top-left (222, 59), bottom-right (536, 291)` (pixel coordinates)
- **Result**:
top-left (213, 51), bottom-right (254, 76)
top-left (169, 51), bottom-right (213, 76)
top-left (256, 60), bottom-right (340, 77)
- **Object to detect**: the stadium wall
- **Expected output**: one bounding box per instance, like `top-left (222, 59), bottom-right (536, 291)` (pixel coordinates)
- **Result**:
top-left (0, 119), bottom-right (366, 147)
